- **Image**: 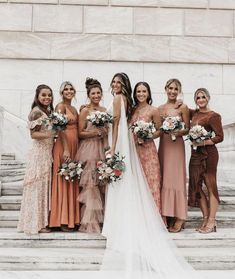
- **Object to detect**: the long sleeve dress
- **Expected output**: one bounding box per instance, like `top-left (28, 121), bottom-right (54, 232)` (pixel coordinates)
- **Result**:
top-left (188, 110), bottom-right (224, 207)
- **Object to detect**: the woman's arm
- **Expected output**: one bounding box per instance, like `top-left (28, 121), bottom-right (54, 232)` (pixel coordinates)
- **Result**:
top-left (203, 114), bottom-right (224, 146)
top-left (174, 104), bottom-right (190, 137)
top-left (110, 95), bottom-right (121, 155)
top-left (152, 108), bottom-right (161, 139)
top-left (78, 107), bottom-right (103, 139)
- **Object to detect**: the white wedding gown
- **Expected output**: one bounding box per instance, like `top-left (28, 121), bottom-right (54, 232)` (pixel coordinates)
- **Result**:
top-left (101, 97), bottom-right (196, 279)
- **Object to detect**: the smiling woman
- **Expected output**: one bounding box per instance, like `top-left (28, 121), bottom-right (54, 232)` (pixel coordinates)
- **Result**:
top-left (49, 81), bottom-right (80, 232)
top-left (158, 79), bottom-right (190, 232)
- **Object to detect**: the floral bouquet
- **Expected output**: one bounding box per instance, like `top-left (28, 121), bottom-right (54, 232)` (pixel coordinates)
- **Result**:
top-left (58, 161), bottom-right (84, 182)
top-left (49, 111), bottom-right (68, 131)
top-left (96, 152), bottom-right (125, 184)
top-left (160, 116), bottom-right (184, 141)
top-left (186, 125), bottom-right (212, 150)
top-left (87, 111), bottom-right (113, 127)
top-left (130, 120), bottom-right (156, 144)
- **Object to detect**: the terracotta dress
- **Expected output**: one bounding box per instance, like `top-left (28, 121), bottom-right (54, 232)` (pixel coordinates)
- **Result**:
top-left (75, 120), bottom-right (107, 233)
top-left (130, 107), bottom-right (161, 211)
top-left (17, 107), bottom-right (53, 234)
top-left (49, 107), bottom-right (80, 228)
top-left (188, 110), bottom-right (224, 207)
top-left (158, 106), bottom-right (187, 220)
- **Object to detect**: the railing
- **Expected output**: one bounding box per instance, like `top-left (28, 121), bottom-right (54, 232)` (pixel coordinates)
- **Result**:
top-left (217, 120), bottom-right (235, 186)
top-left (0, 106), bottom-right (30, 161)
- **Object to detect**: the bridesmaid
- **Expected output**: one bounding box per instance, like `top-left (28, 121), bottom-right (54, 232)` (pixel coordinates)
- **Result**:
top-left (130, 82), bottom-right (161, 211)
top-left (158, 79), bottom-right (189, 232)
top-left (188, 88), bottom-right (223, 233)
top-left (75, 78), bottom-right (108, 233)
top-left (18, 84), bottom-right (55, 234)
top-left (49, 81), bottom-right (80, 231)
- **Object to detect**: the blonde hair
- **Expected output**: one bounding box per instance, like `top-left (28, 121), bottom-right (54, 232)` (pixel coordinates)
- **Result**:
top-left (194, 88), bottom-right (210, 103)
top-left (59, 81), bottom-right (76, 96)
top-left (165, 78), bottom-right (182, 94)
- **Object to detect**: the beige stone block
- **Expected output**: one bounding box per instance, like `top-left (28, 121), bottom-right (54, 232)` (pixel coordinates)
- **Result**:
top-left (0, 32), bottom-right (50, 59)
top-left (143, 63), bottom-right (222, 95)
top-left (84, 7), bottom-right (133, 34)
top-left (111, 35), bottom-right (170, 62)
top-left (185, 10), bottom-right (233, 37)
top-left (0, 4), bottom-right (32, 31)
top-left (209, 0), bottom-right (235, 9)
top-left (135, 8), bottom-right (183, 35)
top-left (111, 0), bottom-right (159, 6)
top-left (60, 0), bottom-right (108, 5)
top-left (228, 39), bottom-right (235, 63)
top-left (10, 0), bottom-right (57, 3)
top-left (33, 5), bottom-right (83, 32)
top-left (0, 59), bottom-right (63, 90)
top-left (223, 65), bottom-right (235, 94)
top-left (159, 0), bottom-right (208, 8)
top-left (171, 37), bottom-right (229, 63)
top-left (50, 34), bottom-right (111, 60)
top-left (63, 61), bottom-right (144, 103)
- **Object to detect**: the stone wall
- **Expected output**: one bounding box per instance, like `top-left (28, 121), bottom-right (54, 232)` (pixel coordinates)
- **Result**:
top-left (0, 1), bottom-right (235, 122)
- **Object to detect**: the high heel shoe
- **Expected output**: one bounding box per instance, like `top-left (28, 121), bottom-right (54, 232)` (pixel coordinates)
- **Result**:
top-left (168, 219), bottom-right (185, 233)
top-left (199, 218), bottom-right (217, 234)
top-left (195, 215), bottom-right (208, 231)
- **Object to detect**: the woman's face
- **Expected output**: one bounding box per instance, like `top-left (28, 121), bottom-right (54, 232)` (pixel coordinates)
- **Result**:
top-left (166, 82), bottom-right (179, 101)
top-left (111, 76), bottom-right (122, 94)
top-left (196, 92), bottom-right (208, 109)
top-left (89, 87), bottom-right (102, 105)
top-left (62, 84), bottom-right (75, 101)
top-left (38, 88), bottom-right (53, 107)
top-left (135, 84), bottom-right (149, 104)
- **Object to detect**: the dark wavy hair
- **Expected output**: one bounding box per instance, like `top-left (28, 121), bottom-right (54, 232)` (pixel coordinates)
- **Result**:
top-left (110, 72), bottom-right (133, 119)
top-left (31, 84), bottom-right (54, 115)
top-left (133, 82), bottom-right (153, 106)
top-left (85, 77), bottom-right (103, 96)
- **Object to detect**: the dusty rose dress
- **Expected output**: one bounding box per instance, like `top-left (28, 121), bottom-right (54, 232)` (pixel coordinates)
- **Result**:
top-left (158, 106), bottom-right (187, 220)
top-left (130, 106), bottom-right (161, 211)
top-left (49, 107), bottom-right (80, 228)
top-left (75, 120), bottom-right (107, 233)
top-left (188, 110), bottom-right (224, 207)
top-left (17, 107), bottom-right (53, 234)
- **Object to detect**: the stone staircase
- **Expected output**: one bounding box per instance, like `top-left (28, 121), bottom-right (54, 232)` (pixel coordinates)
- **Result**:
top-left (0, 154), bottom-right (235, 272)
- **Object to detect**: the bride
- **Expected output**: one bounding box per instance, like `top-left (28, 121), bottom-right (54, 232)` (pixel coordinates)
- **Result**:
top-left (101, 72), bottom-right (195, 278)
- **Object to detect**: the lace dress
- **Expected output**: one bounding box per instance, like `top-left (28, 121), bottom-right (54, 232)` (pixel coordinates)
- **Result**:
top-left (17, 107), bottom-right (53, 235)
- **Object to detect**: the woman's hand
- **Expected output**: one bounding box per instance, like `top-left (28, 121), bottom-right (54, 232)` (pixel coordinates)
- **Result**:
top-left (63, 149), bottom-right (71, 162)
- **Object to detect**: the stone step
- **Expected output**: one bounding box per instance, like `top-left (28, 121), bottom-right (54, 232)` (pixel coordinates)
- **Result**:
top-left (0, 169), bottom-right (25, 178)
top-left (0, 196), bottom-right (22, 210)
top-left (0, 246), bottom-right (234, 270)
top-left (0, 270), bottom-right (234, 279)
top-left (0, 211), bottom-right (235, 228)
top-left (0, 160), bottom-right (26, 168)
top-left (1, 181), bottom-right (23, 196)
top-left (1, 154), bottom-right (16, 161)
top-left (0, 228), bottom-right (234, 249)
top-left (1, 174), bottom-right (25, 183)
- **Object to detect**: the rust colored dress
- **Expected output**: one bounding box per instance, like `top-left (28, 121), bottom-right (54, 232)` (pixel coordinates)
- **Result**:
top-left (158, 106), bottom-right (187, 220)
top-left (130, 106), bottom-right (161, 211)
top-left (49, 107), bottom-right (80, 228)
top-left (188, 110), bottom-right (224, 207)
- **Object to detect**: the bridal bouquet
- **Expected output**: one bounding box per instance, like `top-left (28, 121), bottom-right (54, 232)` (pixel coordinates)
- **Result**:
top-left (186, 125), bottom-right (212, 150)
top-left (130, 120), bottom-right (156, 144)
top-left (160, 116), bottom-right (184, 141)
top-left (58, 161), bottom-right (84, 182)
top-left (87, 111), bottom-right (113, 127)
top-left (96, 152), bottom-right (125, 184)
